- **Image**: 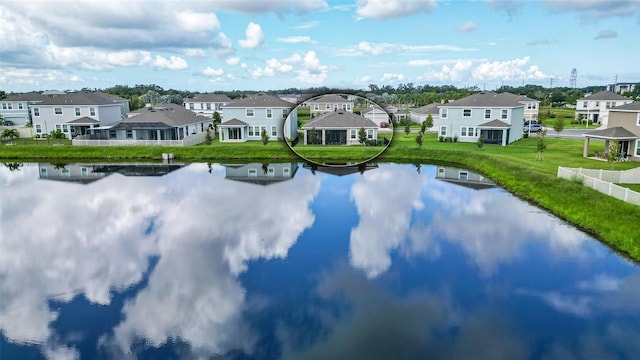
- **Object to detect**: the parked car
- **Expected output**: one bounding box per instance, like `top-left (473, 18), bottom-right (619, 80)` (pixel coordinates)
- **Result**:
top-left (2, 120), bottom-right (14, 126)
top-left (523, 123), bottom-right (543, 132)
top-left (524, 120), bottom-right (540, 126)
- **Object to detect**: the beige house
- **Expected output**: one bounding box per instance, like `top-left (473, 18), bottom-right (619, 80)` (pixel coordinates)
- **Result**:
top-left (583, 102), bottom-right (640, 161)
top-left (306, 94), bottom-right (353, 116)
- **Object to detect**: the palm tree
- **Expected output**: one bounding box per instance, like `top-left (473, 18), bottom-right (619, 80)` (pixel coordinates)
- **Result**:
top-left (1, 128), bottom-right (19, 143)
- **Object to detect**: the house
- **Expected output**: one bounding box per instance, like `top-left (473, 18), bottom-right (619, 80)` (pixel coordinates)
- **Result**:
top-left (302, 110), bottom-right (378, 145)
top-left (361, 105), bottom-right (390, 126)
top-left (606, 82), bottom-right (637, 94)
top-left (183, 93), bottom-right (231, 117)
top-left (575, 91), bottom-right (633, 126)
top-left (582, 102), bottom-right (640, 162)
top-left (306, 94), bottom-right (353, 116)
top-left (501, 93), bottom-right (540, 122)
top-left (82, 103), bottom-right (212, 145)
top-left (0, 92), bottom-right (44, 126)
top-left (30, 92), bottom-right (129, 139)
top-left (437, 91), bottom-right (525, 146)
top-left (223, 163), bottom-right (298, 186)
top-left (218, 94), bottom-right (296, 142)
top-left (409, 103), bottom-right (440, 128)
top-left (435, 166), bottom-right (496, 190)
top-left (38, 162), bottom-right (186, 182)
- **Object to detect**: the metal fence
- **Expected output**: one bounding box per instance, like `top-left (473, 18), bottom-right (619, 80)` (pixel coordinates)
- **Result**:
top-left (557, 166), bottom-right (640, 205)
top-left (72, 132), bottom-right (207, 146)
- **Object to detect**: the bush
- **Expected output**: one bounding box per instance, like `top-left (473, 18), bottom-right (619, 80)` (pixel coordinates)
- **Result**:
top-left (453, 135), bottom-right (458, 142)
top-left (523, 132), bottom-right (529, 138)
top-left (439, 136), bottom-right (444, 142)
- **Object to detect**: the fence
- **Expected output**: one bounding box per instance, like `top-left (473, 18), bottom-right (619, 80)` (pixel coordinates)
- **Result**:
top-left (557, 166), bottom-right (640, 205)
top-left (73, 132), bottom-right (207, 146)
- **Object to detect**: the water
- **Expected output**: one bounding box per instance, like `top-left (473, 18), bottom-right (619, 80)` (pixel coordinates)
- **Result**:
top-left (1, 162), bottom-right (639, 359)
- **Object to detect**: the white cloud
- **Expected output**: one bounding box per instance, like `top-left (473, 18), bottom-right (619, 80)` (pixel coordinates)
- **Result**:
top-left (239, 22), bottom-right (265, 49)
top-left (176, 10), bottom-right (219, 33)
top-left (296, 51), bottom-right (330, 85)
top-left (206, 0), bottom-right (327, 14)
top-left (43, 43), bottom-right (152, 71)
top-left (0, 68), bottom-right (83, 88)
top-left (211, 32), bottom-right (235, 58)
top-left (152, 55), bottom-right (188, 70)
top-left (356, 0), bottom-right (437, 20)
top-left (472, 57), bottom-right (547, 81)
top-left (457, 21), bottom-right (478, 32)
top-left (359, 75), bottom-right (372, 82)
top-left (339, 41), bottom-right (478, 56)
top-left (182, 48), bottom-right (206, 57)
top-left (487, 0), bottom-right (526, 18)
top-left (380, 73), bottom-right (405, 82)
top-left (277, 36), bottom-right (312, 43)
top-left (202, 67), bottom-right (224, 76)
top-left (294, 21), bottom-right (320, 29)
top-left (542, 0), bottom-right (640, 20)
top-left (594, 29), bottom-right (618, 39)
top-left (226, 57), bottom-right (241, 65)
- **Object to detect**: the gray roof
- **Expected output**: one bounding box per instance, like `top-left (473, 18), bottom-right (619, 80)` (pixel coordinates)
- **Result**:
top-left (220, 118), bottom-right (248, 126)
top-left (224, 94), bottom-right (295, 108)
top-left (116, 104), bottom-right (205, 127)
top-left (185, 93), bottom-right (231, 103)
top-left (307, 94), bottom-right (351, 103)
top-left (2, 92), bottom-right (47, 102)
top-left (66, 117), bottom-right (99, 124)
top-left (443, 92), bottom-right (523, 107)
top-left (303, 111), bottom-right (378, 129)
top-left (584, 127), bottom-right (637, 139)
top-left (410, 103), bottom-right (440, 115)
top-left (578, 90), bottom-right (630, 101)
top-left (477, 119), bottom-right (512, 128)
top-left (609, 101), bottom-right (640, 111)
top-left (360, 106), bottom-right (386, 115)
top-left (500, 92), bottom-right (539, 103)
top-left (30, 92), bottom-right (128, 106)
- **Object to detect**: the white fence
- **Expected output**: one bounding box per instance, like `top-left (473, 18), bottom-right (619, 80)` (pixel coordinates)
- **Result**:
top-left (73, 132), bottom-right (207, 146)
top-left (558, 166), bottom-right (640, 205)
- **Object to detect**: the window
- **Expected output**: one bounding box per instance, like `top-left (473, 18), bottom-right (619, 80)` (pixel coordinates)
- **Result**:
top-left (350, 129), bottom-right (357, 139)
top-left (485, 109), bottom-right (491, 119)
top-left (438, 167), bottom-right (445, 175)
top-left (527, 103), bottom-right (535, 109)
top-left (54, 107), bottom-right (63, 115)
top-left (268, 167), bottom-right (275, 177)
top-left (636, 113), bottom-right (640, 126)
top-left (440, 126), bottom-right (447, 136)
top-left (266, 109), bottom-right (273, 119)
top-left (459, 171), bottom-right (468, 180)
top-left (56, 124), bottom-right (62, 131)
top-left (282, 109), bottom-right (288, 118)
top-left (40, 168), bottom-right (47, 177)
top-left (34, 108), bottom-right (40, 116)
top-left (346, 104), bottom-right (351, 111)
top-left (1, 103), bottom-right (5, 109)
top-left (73, 107), bottom-right (80, 116)
top-left (283, 167), bottom-right (290, 175)
top-left (189, 103), bottom-right (194, 110)
top-left (62, 124), bottom-right (68, 132)
top-left (501, 109), bottom-right (508, 120)
top-left (18, 103), bottom-right (23, 109)
top-left (441, 108), bottom-right (447, 118)
top-left (81, 167), bottom-right (88, 177)
top-left (636, 139), bottom-right (640, 156)
top-left (583, 102), bottom-right (587, 108)
top-left (206, 103), bottom-right (211, 110)
top-left (367, 129), bottom-right (374, 139)
top-left (246, 109), bottom-right (254, 117)
top-left (314, 104), bottom-right (319, 111)
top-left (61, 169), bottom-right (70, 177)
top-left (90, 107), bottom-right (96, 116)
top-left (463, 109), bottom-right (471, 117)
top-left (248, 169), bottom-right (258, 177)
top-left (126, 130), bottom-right (133, 139)
top-left (109, 130), bottom-right (117, 139)
top-left (326, 103), bottom-right (330, 110)
top-left (7, 103), bottom-right (12, 109)
top-left (35, 124), bottom-right (42, 134)
top-left (200, 103), bottom-right (204, 109)
top-left (595, 102), bottom-right (599, 108)
top-left (248, 127), bottom-right (254, 136)
top-left (271, 125), bottom-right (277, 137)
top-left (460, 126), bottom-right (475, 137)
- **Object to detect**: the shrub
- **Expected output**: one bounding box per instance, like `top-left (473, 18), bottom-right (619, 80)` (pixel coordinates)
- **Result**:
top-left (453, 135), bottom-right (458, 142)
top-left (439, 135), bottom-right (444, 142)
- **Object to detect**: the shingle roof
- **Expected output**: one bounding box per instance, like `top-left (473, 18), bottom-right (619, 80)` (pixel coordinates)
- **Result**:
top-left (443, 92), bottom-right (523, 107)
top-left (360, 106), bottom-right (387, 115)
top-left (30, 92), bottom-right (128, 106)
top-left (303, 111), bottom-right (378, 129)
top-left (2, 92), bottom-right (47, 102)
top-left (500, 92), bottom-right (539, 103)
top-left (220, 118), bottom-right (248, 126)
top-left (584, 126), bottom-right (637, 139)
top-left (66, 117), bottom-right (99, 124)
top-left (224, 94), bottom-right (295, 108)
top-left (410, 103), bottom-right (440, 115)
top-left (307, 94), bottom-right (351, 103)
top-left (185, 93), bottom-right (231, 103)
top-left (116, 104), bottom-right (204, 127)
top-left (609, 101), bottom-right (640, 111)
top-left (577, 90), bottom-right (631, 101)
top-left (477, 119), bottom-right (512, 128)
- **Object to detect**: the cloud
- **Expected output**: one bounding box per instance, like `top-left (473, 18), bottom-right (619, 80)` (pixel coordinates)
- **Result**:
top-left (594, 29), bottom-right (618, 39)
top-left (526, 39), bottom-right (558, 46)
top-left (277, 36), bottom-right (312, 43)
top-left (542, 0), bottom-right (640, 21)
top-left (0, 68), bottom-right (83, 88)
top-left (208, 0), bottom-right (327, 14)
top-left (202, 67), bottom-right (224, 76)
top-left (239, 22), bottom-right (265, 49)
top-left (380, 73), bottom-right (405, 82)
top-left (356, 0), bottom-right (437, 20)
top-left (152, 55), bottom-right (188, 70)
top-left (226, 57), bottom-right (241, 65)
top-left (487, 0), bottom-right (526, 18)
top-left (294, 21), bottom-right (320, 29)
top-left (456, 21), bottom-right (477, 32)
top-left (176, 10), bottom-right (220, 33)
top-left (472, 57), bottom-right (547, 81)
top-left (338, 41), bottom-right (478, 56)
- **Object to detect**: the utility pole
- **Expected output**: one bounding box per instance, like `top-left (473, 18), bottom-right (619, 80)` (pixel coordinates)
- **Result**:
top-left (549, 78), bottom-right (553, 89)
top-left (570, 68), bottom-right (577, 88)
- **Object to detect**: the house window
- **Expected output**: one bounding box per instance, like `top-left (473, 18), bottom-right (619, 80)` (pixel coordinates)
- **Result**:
top-left (54, 107), bottom-right (63, 115)
top-left (189, 103), bottom-right (194, 110)
top-left (246, 109), bottom-right (254, 117)
top-left (206, 103), bottom-right (211, 110)
top-left (18, 103), bottom-right (23, 109)
top-left (62, 124), bottom-right (68, 132)
top-left (485, 109), bottom-right (491, 119)
top-left (271, 125), bottom-right (277, 137)
top-left (441, 108), bottom-right (447, 118)
top-left (56, 124), bottom-right (62, 131)
top-left (1, 103), bottom-right (5, 109)
top-left (35, 124), bottom-right (42, 134)
top-left (283, 167), bottom-right (290, 175)
top-left (73, 107), bottom-right (80, 116)
top-left (636, 113), bottom-right (640, 126)
top-left (582, 102), bottom-right (587, 108)
top-left (326, 104), bottom-right (331, 110)
top-left (501, 109), bottom-right (508, 120)
top-left (90, 107), bottom-right (96, 116)
top-left (463, 109), bottom-right (471, 117)
top-left (636, 139), bottom-right (640, 156)
top-left (266, 109), bottom-right (273, 119)
top-left (459, 171), bottom-right (468, 180)
top-left (282, 109), bottom-right (288, 118)
top-left (109, 130), bottom-right (117, 139)
top-left (367, 129), bottom-right (374, 139)
top-left (126, 130), bottom-right (133, 139)
top-left (34, 108), bottom-right (40, 116)
top-left (7, 103), bottom-right (12, 109)
top-left (314, 104), bottom-right (319, 111)
top-left (438, 167), bottom-right (445, 175)
top-left (248, 169), bottom-right (258, 177)
top-left (61, 169), bottom-right (70, 177)
top-left (346, 104), bottom-right (351, 111)
top-left (40, 168), bottom-right (47, 177)
top-left (268, 167), bottom-right (275, 177)
top-left (350, 129), bottom-right (357, 139)
top-left (460, 126), bottom-right (475, 137)
top-left (440, 126), bottom-right (447, 136)
top-left (595, 102), bottom-right (599, 108)
top-left (248, 127), bottom-right (254, 136)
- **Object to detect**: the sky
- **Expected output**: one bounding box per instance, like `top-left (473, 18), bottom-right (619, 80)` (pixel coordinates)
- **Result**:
top-left (1, 0), bottom-right (639, 93)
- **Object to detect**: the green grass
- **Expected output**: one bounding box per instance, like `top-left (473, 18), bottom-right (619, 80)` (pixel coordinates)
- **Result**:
top-left (2, 133), bottom-right (639, 262)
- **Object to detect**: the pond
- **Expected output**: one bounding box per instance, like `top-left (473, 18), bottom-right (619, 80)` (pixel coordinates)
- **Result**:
top-left (1, 162), bottom-right (639, 359)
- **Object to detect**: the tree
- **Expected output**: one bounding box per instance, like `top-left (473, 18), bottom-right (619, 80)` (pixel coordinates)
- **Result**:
top-left (404, 123), bottom-right (411, 137)
top-left (605, 140), bottom-right (621, 170)
top-left (423, 114), bottom-right (433, 132)
top-left (46, 129), bottom-right (66, 144)
top-left (477, 135), bottom-right (485, 150)
top-left (308, 127), bottom-right (317, 145)
top-left (1, 128), bottom-right (19, 143)
top-left (212, 111), bottom-right (222, 127)
top-left (3, 162), bottom-right (23, 171)
top-left (536, 129), bottom-right (547, 160)
top-left (552, 117), bottom-right (565, 136)
top-left (358, 127), bottom-right (367, 145)
top-left (415, 132), bottom-right (423, 148)
top-left (204, 128), bottom-right (212, 145)
top-left (261, 127), bottom-right (269, 146)
top-left (140, 90), bottom-right (160, 106)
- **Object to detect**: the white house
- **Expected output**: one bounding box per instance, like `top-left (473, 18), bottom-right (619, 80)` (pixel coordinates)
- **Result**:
top-left (30, 92), bottom-right (129, 139)
top-left (438, 92), bottom-right (525, 146)
top-left (606, 82), bottom-right (637, 94)
top-left (306, 94), bottom-right (353, 116)
top-left (302, 110), bottom-right (378, 145)
top-left (576, 90), bottom-right (633, 127)
top-left (361, 105), bottom-right (390, 126)
top-left (218, 94), bottom-right (296, 142)
top-left (502, 93), bottom-right (540, 122)
top-left (183, 93), bottom-right (231, 117)
top-left (409, 103), bottom-right (440, 129)
top-left (0, 92), bottom-right (45, 126)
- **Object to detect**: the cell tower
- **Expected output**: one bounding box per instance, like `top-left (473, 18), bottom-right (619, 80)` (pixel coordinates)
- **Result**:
top-left (570, 68), bottom-right (577, 88)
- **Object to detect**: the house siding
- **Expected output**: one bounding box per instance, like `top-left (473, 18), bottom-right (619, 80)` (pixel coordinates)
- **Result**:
top-left (439, 106), bottom-right (524, 144)
top-left (223, 106), bottom-right (293, 141)
top-left (32, 104), bottom-right (124, 138)
top-left (0, 100), bottom-right (32, 125)
top-left (608, 111), bottom-right (640, 160)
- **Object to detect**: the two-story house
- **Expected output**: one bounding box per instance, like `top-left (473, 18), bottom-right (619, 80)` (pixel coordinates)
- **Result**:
top-left (502, 93), bottom-right (540, 122)
top-left (218, 94), bottom-right (296, 142)
top-left (306, 94), bottom-right (353, 116)
top-left (438, 92), bottom-right (525, 146)
top-left (31, 92), bottom-right (129, 139)
top-left (0, 92), bottom-right (45, 126)
top-left (575, 91), bottom-right (633, 126)
top-left (583, 102), bottom-right (640, 162)
top-left (183, 93), bottom-right (231, 117)
top-left (409, 103), bottom-right (440, 129)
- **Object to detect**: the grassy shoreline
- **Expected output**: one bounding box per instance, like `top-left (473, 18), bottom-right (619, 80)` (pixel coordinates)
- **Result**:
top-left (2, 135), bottom-right (639, 262)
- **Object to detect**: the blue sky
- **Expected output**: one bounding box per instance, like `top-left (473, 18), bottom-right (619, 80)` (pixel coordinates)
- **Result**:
top-left (1, 0), bottom-right (639, 93)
